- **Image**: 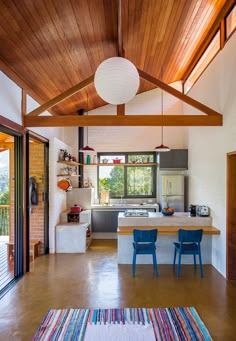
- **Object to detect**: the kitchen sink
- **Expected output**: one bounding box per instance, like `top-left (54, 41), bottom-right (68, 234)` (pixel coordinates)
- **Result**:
top-left (111, 204), bottom-right (138, 207)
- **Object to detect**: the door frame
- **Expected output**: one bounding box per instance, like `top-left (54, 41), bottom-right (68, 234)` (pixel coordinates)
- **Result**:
top-left (0, 116), bottom-right (24, 296)
top-left (25, 131), bottom-right (49, 271)
top-left (226, 151), bottom-right (236, 280)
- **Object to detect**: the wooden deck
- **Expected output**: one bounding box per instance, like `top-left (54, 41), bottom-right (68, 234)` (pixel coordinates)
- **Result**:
top-left (0, 239), bottom-right (14, 292)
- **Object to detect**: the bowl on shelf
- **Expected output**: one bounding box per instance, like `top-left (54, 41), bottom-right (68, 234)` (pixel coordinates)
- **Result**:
top-left (161, 208), bottom-right (175, 216)
top-left (113, 158), bottom-right (122, 164)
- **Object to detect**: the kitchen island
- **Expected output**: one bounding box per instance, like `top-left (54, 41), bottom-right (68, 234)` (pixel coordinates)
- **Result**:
top-left (117, 212), bottom-right (220, 264)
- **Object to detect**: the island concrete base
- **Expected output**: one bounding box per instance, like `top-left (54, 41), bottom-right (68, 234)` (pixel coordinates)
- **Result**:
top-left (117, 234), bottom-right (212, 264)
top-left (56, 223), bottom-right (89, 253)
top-left (117, 212), bottom-right (219, 264)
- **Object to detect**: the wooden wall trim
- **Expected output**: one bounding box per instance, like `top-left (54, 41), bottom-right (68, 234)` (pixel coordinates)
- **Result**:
top-left (24, 114), bottom-right (222, 127)
top-left (0, 114), bottom-right (25, 134)
top-left (26, 129), bottom-right (49, 143)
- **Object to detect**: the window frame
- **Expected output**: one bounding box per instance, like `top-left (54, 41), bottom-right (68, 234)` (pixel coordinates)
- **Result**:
top-left (97, 151), bottom-right (157, 199)
top-left (225, 4), bottom-right (236, 42)
top-left (184, 30), bottom-right (220, 94)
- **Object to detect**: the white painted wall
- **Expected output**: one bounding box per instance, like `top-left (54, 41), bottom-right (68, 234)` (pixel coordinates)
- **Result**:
top-left (185, 32), bottom-right (236, 277)
top-left (81, 82), bottom-right (188, 199)
top-left (0, 71), bottom-right (22, 124)
top-left (0, 71), bottom-right (68, 254)
top-left (49, 137), bottom-right (74, 253)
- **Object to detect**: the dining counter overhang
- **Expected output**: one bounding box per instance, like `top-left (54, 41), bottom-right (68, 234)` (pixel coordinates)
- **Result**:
top-left (117, 212), bottom-right (220, 265)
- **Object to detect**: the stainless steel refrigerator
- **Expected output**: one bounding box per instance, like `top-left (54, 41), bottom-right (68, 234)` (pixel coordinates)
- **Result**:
top-left (159, 175), bottom-right (184, 212)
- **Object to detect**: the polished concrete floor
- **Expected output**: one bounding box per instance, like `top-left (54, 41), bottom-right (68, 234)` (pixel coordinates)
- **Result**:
top-left (0, 239), bottom-right (235, 340)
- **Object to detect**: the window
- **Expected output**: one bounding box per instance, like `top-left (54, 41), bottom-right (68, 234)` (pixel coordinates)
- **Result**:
top-left (184, 31), bottom-right (220, 93)
top-left (226, 4), bottom-right (236, 40)
top-left (98, 152), bottom-right (156, 198)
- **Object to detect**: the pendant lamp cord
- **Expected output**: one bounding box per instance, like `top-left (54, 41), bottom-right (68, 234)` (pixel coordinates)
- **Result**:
top-left (86, 92), bottom-right (88, 146)
top-left (161, 86), bottom-right (163, 145)
top-left (161, 68), bottom-right (163, 144)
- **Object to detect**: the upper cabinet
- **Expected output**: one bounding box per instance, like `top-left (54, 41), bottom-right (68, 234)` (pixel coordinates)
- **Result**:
top-left (158, 149), bottom-right (188, 170)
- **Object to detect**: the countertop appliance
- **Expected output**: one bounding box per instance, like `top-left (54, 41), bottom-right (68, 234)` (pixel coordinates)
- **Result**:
top-left (159, 175), bottom-right (184, 212)
top-left (189, 204), bottom-right (196, 217)
top-left (196, 205), bottom-right (209, 217)
top-left (124, 209), bottom-right (149, 217)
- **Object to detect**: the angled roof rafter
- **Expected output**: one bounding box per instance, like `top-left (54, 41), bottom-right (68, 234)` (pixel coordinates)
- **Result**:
top-left (24, 68), bottom-right (222, 127)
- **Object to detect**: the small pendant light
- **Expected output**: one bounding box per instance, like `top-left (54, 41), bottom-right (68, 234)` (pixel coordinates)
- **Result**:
top-left (79, 93), bottom-right (95, 153)
top-left (154, 78), bottom-right (170, 152)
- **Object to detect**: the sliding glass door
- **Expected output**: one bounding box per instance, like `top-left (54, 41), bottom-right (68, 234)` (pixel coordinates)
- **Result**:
top-left (0, 126), bottom-right (24, 296)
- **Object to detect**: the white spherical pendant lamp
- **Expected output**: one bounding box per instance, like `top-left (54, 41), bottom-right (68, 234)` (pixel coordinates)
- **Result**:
top-left (94, 57), bottom-right (140, 105)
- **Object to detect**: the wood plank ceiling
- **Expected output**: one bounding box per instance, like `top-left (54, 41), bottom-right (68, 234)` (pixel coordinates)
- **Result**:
top-left (0, 0), bottom-right (232, 117)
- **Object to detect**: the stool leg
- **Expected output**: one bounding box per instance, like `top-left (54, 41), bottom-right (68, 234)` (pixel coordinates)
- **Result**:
top-left (132, 252), bottom-right (136, 277)
top-left (173, 248), bottom-right (177, 269)
top-left (152, 252), bottom-right (158, 277)
top-left (199, 251), bottom-right (203, 278)
top-left (194, 254), bottom-right (196, 271)
top-left (177, 253), bottom-right (181, 277)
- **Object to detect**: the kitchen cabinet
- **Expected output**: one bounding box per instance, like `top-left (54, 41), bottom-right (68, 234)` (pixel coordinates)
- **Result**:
top-left (92, 207), bottom-right (157, 233)
top-left (158, 149), bottom-right (188, 170)
top-left (92, 209), bottom-right (124, 232)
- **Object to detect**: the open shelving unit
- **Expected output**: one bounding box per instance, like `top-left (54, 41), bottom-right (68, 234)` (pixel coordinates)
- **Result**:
top-left (82, 162), bottom-right (157, 166)
top-left (57, 160), bottom-right (157, 167)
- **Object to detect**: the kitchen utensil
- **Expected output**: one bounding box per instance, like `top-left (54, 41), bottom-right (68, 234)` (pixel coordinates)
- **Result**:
top-left (113, 158), bottom-right (121, 164)
top-left (189, 204), bottom-right (196, 217)
top-left (70, 205), bottom-right (82, 213)
top-left (57, 179), bottom-right (71, 191)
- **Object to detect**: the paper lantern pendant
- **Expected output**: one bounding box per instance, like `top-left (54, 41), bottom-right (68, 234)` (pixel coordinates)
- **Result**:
top-left (94, 57), bottom-right (140, 105)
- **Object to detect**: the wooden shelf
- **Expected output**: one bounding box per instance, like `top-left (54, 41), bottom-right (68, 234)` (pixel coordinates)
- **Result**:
top-left (57, 160), bottom-right (81, 166)
top-left (57, 174), bottom-right (80, 177)
top-left (82, 163), bottom-right (157, 166)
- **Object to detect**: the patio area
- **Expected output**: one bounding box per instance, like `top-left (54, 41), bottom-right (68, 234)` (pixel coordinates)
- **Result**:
top-left (0, 236), bottom-right (14, 292)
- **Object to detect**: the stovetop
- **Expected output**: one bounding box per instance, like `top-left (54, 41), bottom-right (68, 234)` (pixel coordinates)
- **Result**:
top-left (124, 209), bottom-right (149, 217)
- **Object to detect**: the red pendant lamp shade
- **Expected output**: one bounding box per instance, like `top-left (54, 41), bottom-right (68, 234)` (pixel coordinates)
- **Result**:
top-left (154, 85), bottom-right (170, 153)
top-left (80, 145), bottom-right (95, 152)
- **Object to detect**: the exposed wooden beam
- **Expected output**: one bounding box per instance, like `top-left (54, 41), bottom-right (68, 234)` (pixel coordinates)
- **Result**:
top-left (220, 19), bottom-right (226, 49)
top-left (0, 114), bottom-right (25, 133)
top-left (117, 0), bottom-right (124, 57)
top-left (138, 69), bottom-right (222, 117)
top-left (0, 58), bottom-right (58, 116)
top-left (24, 114), bottom-right (222, 127)
top-left (117, 104), bottom-right (125, 115)
top-left (27, 75), bottom-right (94, 117)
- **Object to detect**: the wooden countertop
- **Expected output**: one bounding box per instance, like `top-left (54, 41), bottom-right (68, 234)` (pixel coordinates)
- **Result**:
top-left (117, 225), bottom-right (220, 235)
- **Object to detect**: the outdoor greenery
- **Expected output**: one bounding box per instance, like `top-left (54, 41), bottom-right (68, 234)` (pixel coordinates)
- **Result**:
top-left (98, 152), bottom-right (156, 198)
top-left (0, 151), bottom-right (10, 235)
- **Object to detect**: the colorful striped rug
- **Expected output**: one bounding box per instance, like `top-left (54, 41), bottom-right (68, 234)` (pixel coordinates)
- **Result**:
top-left (32, 307), bottom-right (212, 341)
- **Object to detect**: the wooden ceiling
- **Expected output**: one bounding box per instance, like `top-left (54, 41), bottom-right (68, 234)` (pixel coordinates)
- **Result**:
top-left (0, 0), bottom-right (233, 118)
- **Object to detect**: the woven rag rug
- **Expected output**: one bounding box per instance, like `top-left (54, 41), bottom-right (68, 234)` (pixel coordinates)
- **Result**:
top-left (32, 307), bottom-right (212, 341)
